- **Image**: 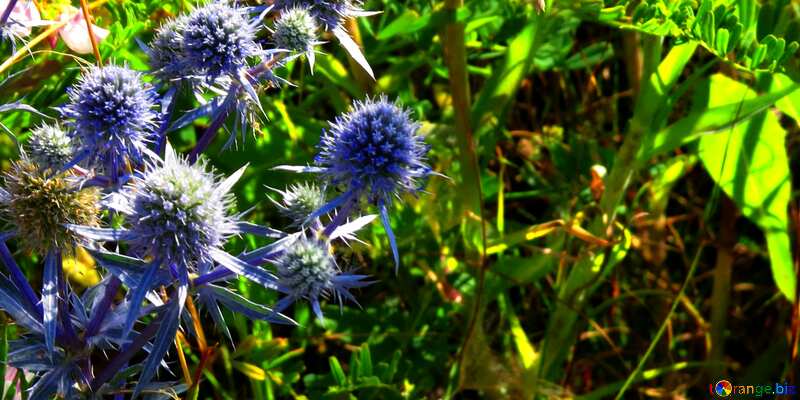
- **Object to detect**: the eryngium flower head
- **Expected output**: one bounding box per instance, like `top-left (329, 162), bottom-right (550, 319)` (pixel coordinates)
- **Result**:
top-left (25, 124), bottom-right (74, 170)
top-left (274, 0), bottom-right (360, 31)
top-left (60, 65), bottom-right (158, 173)
top-left (121, 146), bottom-right (238, 267)
top-left (275, 236), bottom-right (368, 319)
top-left (1, 161), bottom-right (100, 254)
top-left (182, 2), bottom-right (261, 80)
top-left (277, 237), bottom-right (335, 297)
top-left (315, 96), bottom-right (431, 205)
top-left (271, 183), bottom-right (325, 227)
top-left (272, 7), bottom-right (319, 54)
top-left (148, 16), bottom-right (188, 82)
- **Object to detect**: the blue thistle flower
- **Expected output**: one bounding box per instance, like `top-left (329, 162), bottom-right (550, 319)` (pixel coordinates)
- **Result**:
top-left (25, 124), bottom-right (75, 171)
top-left (147, 15), bottom-right (188, 84)
top-left (182, 2), bottom-right (262, 81)
top-left (59, 65), bottom-right (159, 178)
top-left (273, 235), bottom-right (369, 320)
top-left (317, 96), bottom-right (430, 204)
top-left (117, 144), bottom-right (241, 268)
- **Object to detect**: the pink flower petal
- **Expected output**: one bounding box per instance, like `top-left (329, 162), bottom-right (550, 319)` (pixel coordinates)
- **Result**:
top-left (58, 9), bottom-right (109, 54)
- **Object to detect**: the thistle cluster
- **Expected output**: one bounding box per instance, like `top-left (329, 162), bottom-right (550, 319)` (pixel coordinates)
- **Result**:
top-left (0, 0), bottom-right (438, 398)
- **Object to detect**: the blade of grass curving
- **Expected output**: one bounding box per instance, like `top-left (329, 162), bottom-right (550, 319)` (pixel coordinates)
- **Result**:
top-left (613, 245), bottom-right (705, 399)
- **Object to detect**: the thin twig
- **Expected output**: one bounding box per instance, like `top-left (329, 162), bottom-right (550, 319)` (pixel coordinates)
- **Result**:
top-left (79, 0), bottom-right (103, 65)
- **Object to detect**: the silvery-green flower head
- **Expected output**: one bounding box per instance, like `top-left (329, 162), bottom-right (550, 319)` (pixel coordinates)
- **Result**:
top-left (0, 160), bottom-right (100, 254)
top-left (315, 96), bottom-right (431, 206)
top-left (148, 16), bottom-right (188, 83)
top-left (25, 124), bottom-right (74, 171)
top-left (274, 0), bottom-right (362, 31)
top-left (272, 7), bottom-right (319, 55)
top-left (270, 182), bottom-right (326, 227)
top-left (59, 65), bottom-right (158, 175)
top-left (182, 2), bottom-right (261, 80)
top-left (119, 145), bottom-right (242, 267)
top-left (274, 235), bottom-right (369, 319)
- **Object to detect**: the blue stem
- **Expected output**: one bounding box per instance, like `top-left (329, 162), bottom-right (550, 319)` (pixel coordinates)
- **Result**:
top-left (321, 198), bottom-right (356, 238)
top-left (54, 251), bottom-right (81, 348)
top-left (0, 240), bottom-right (41, 318)
top-left (192, 267), bottom-right (232, 286)
top-left (155, 87), bottom-right (178, 154)
top-left (0, 0), bottom-right (18, 25)
top-left (188, 90), bottom-right (236, 164)
top-left (89, 314), bottom-right (163, 392)
top-left (84, 275), bottom-right (121, 339)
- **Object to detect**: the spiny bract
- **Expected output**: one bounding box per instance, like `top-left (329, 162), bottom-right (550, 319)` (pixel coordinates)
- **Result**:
top-left (315, 96), bottom-right (431, 205)
top-left (25, 124), bottom-right (74, 171)
top-left (1, 161), bottom-right (100, 254)
top-left (182, 2), bottom-right (261, 80)
top-left (272, 7), bottom-right (319, 54)
top-left (60, 65), bottom-right (158, 174)
top-left (120, 146), bottom-right (238, 267)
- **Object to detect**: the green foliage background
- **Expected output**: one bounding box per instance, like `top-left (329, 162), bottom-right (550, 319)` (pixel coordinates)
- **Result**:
top-left (1, 0), bottom-right (800, 398)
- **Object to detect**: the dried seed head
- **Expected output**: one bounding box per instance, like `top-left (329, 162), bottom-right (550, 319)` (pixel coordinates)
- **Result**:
top-left (2, 161), bottom-right (100, 254)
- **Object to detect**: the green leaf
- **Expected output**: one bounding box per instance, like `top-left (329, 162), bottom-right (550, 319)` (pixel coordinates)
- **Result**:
top-left (329, 356), bottom-right (347, 387)
top-left (770, 73), bottom-right (800, 121)
top-left (358, 344), bottom-right (373, 378)
top-left (637, 78), bottom-right (800, 162)
top-left (698, 74), bottom-right (795, 301)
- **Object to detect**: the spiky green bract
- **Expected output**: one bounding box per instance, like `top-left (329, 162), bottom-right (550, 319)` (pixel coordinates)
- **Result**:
top-left (1, 160), bottom-right (99, 254)
top-left (120, 146), bottom-right (239, 268)
top-left (26, 124), bottom-right (74, 171)
top-left (273, 7), bottom-right (319, 54)
top-left (315, 96), bottom-right (431, 206)
top-left (182, 2), bottom-right (261, 80)
top-left (272, 182), bottom-right (326, 227)
top-left (59, 65), bottom-right (158, 175)
top-left (274, 236), bottom-right (370, 320)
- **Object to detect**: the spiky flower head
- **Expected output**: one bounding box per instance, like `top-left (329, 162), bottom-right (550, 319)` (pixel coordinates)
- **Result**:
top-left (274, 236), bottom-right (370, 319)
top-left (274, 0), bottom-right (360, 31)
top-left (315, 96), bottom-right (431, 206)
top-left (25, 124), bottom-right (74, 171)
top-left (277, 237), bottom-right (336, 298)
top-left (272, 182), bottom-right (326, 227)
top-left (60, 65), bottom-right (158, 174)
top-left (0, 161), bottom-right (100, 254)
top-left (120, 146), bottom-right (239, 267)
top-left (272, 7), bottom-right (319, 54)
top-left (182, 2), bottom-right (261, 80)
top-left (148, 16), bottom-right (188, 83)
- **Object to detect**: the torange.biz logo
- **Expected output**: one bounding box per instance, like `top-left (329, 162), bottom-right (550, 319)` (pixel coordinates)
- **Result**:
top-left (710, 380), bottom-right (796, 397)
